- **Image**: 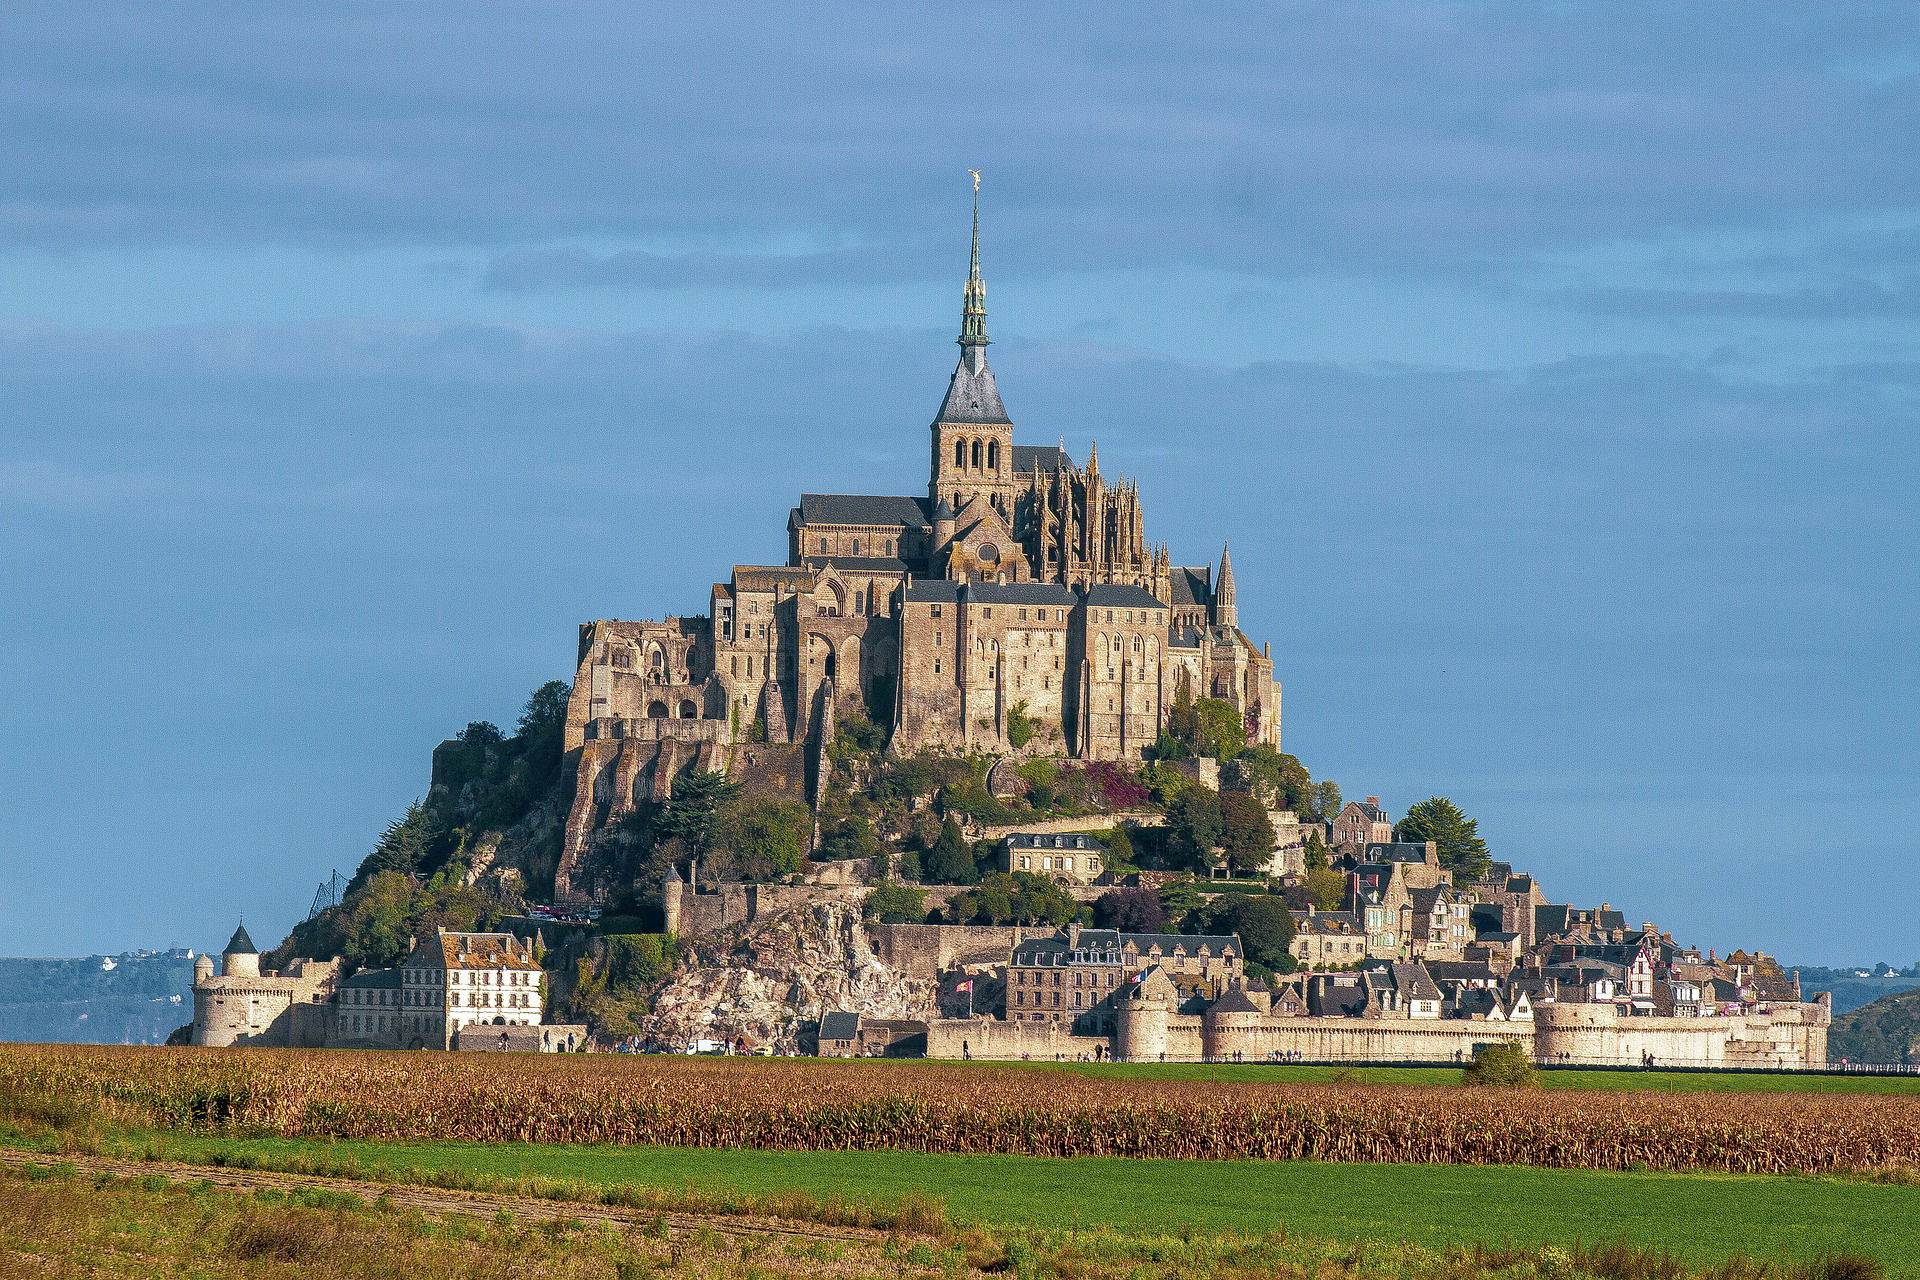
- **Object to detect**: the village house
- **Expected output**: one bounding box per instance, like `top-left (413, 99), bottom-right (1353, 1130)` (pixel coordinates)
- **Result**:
top-left (1331, 797), bottom-right (1394, 855)
top-left (1006, 924), bottom-right (1241, 1034)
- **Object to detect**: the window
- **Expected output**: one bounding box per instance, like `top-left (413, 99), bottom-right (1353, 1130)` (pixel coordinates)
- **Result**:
top-left (987, 440), bottom-right (998, 469)
top-left (982, 607), bottom-right (991, 619)
top-left (851, 538), bottom-right (861, 555)
top-left (1018, 608), bottom-right (1027, 620)
top-left (931, 605), bottom-right (942, 618)
top-left (886, 539), bottom-right (894, 555)
top-left (933, 660), bottom-right (940, 674)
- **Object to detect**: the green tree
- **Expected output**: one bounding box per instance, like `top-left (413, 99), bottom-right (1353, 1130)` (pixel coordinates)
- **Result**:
top-left (1162, 672), bottom-right (1201, 758)
top-left (1193, 698), bottom-right (1247, 760)
top-left (1304, 864), bottom-right (1347, 911)
top-left (1157, 877), bottom-right (1206, 929)
top-left (945, 872), bottom-right (1079, 926)
top-left (1199, 894), bottom-right (1297, 972)
top-left (655, 771), bottom-right (743, 854)
top-left (364, 800), bottom-right (442, 880)
top-left (1394, 796), bottom-right (1492, 883)
top-left (1462, 1041), bottom-right (1539, 1086)
top-left (1219, 791), bottom-right (1277, 877)
top-left (1309, 780), bottom-right (1342, 825)
top-left (1005, 700), bottom-right (1039, 750)
top-left (816, 814), bottom-right (884, 862)
top-left (920, 816), bottom-right (977, 885)
top-left (862, 883), bottom-right (929, 924)
top-left (1303, 829), bottom-right (1331, 871)
top-left (708, 799), bottom-right (811, 881)
top-left (1165, 787), bottom-right (1227, 873)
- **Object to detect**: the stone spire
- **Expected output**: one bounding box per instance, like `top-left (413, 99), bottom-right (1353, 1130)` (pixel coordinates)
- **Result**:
top-left (934, 174), bottom-right (1009, 424)
top-left (1214, 542), bottom-right (1238, 629)
top-left (959, 179), bottom-right (989, 353)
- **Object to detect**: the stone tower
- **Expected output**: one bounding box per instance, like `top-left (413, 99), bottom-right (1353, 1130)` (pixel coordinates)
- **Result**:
top-left (928, 187), bottom-right (1017, 519)
top-left (221, 922), bottom-right (260, 979)
top-left (1213, 543), bottom-right (1237, 629)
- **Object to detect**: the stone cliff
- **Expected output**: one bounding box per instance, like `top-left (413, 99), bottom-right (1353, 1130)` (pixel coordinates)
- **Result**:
top-left (638, 901), bottom-right (937, 1052)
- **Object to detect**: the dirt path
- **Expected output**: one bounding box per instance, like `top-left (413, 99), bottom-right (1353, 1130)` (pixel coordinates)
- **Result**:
top-left (0, 1146), bottom-right (894, 1244)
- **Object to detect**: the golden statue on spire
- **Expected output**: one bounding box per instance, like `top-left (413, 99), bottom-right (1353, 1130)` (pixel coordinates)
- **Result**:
top-left (968, 168), bottom-right (982, 192)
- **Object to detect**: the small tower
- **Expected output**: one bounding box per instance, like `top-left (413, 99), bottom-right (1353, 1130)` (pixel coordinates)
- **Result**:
top-left (1213, 542), bottom-right (1238, 630)
top-left (192, 952), bottom-right (214, 985)
top-left (931, 495), bottom-right (957, 560)
top-left (222, 922), bottom-right (260, 979)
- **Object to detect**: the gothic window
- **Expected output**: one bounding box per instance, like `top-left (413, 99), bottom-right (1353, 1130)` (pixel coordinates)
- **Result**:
top-left (647, 701), bottom-right (668, 718)
top-left (854, 591), bottom-right (865, 613)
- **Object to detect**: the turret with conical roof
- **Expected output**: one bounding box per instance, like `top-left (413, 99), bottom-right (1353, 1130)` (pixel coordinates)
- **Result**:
top-left (1214, 542), bottom-right (1238, 629)
top-left (222, 921), bottom-right (261, 979)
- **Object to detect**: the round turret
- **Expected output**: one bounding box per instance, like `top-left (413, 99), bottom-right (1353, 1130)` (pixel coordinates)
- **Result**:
top-left (931, 496), bottom-right (957, 557)
top-left (193, 953), bottom-right (214, 984)
top-left (221, 922), bottom-right (261, 979)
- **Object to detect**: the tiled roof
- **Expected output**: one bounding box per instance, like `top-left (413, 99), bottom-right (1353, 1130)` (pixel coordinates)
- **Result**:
top-left (1169, 566), bottom-right (1211, 607)
top-left (803, 556), bottom-right (910, 573)
top-left (796, 494), bottom-right (932, 528)
top-left (1083, 584), bottom-right (1166, 609)
top-left (818, 1010), bottom-right (860, 1041)
top-left (966, 582), bottom-right (1078, 606)
top-left (1012, 444), bottom-right (1070, 473)
top-left (903, 580), bottom-right (959, 603)
top-left (423, 930), bottom-right (542, 972)
top-left (1290, 910), bottom-right (1364, 935)
top-left (1365, 842), bottom-right (1432, 863)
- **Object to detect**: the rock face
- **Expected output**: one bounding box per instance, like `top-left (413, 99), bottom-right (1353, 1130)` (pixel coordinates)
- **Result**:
top-left (639, 901), bottom-right (937, 1052)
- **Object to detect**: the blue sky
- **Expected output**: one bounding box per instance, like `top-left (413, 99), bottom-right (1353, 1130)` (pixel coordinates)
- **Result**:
top-left (1, 2), bottom-right (1914, 965)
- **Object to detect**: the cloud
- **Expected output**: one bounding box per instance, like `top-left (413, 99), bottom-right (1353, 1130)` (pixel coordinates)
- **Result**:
top-left (1561, 277), bottom-right (1920, 318)
top-left (481, 243), bottom-right (933, 292)
top-left (2, 2), bottom-right (1918, 287)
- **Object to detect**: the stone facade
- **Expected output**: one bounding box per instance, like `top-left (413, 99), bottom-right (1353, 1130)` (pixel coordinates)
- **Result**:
top-left (554, 205), bottom-right (1282, 898)
top-left (189, 926), bottom-right (340, 1048)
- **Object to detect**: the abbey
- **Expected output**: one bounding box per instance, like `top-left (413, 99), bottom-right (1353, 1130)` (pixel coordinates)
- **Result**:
top-left (558, 200), bottom-right (1279, 898)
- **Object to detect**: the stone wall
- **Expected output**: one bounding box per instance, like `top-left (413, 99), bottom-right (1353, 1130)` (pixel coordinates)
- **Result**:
top-left (925, 1016), bottom-right (1098, 1061)
top-left (868, 922), bottom-right (1044, 982)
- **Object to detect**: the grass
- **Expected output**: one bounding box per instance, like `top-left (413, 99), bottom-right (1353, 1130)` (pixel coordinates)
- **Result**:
top-left (119, 1130), bottom-right (1920, 1273)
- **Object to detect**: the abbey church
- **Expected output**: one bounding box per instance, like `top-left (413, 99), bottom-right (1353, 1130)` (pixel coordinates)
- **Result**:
top-left (558, 199), bottom-right (1281, 898)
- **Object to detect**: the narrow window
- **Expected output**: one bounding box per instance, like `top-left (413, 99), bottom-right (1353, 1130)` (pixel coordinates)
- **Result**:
top-left (987, 440), bottom-right (999, 469)
top-left (955, 439), bottom-right (966, 468)
top-left (971, 439), bottom-right (982, 468)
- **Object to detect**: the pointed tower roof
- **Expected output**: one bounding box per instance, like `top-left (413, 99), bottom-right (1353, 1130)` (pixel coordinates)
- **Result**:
top-left (1215, 542), bottom-right (1238, 626)
top-left (935, 175), bottom-right (1011, 425)
top-left (224, 923), bottom-right (257, 955)
top-left (931, 495), bottom-right (956, 520)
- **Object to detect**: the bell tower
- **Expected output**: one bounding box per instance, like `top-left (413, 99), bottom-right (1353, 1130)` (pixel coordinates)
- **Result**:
top-left (929, 174), bottom-right (1016, 518)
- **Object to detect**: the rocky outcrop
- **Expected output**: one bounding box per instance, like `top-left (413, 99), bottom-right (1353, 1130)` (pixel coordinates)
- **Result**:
top-left (639, 901), bottom-right (937, 1052)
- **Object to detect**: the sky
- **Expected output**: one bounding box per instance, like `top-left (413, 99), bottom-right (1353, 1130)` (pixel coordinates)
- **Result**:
top-left (1, 2), bottom-right (1915, 966)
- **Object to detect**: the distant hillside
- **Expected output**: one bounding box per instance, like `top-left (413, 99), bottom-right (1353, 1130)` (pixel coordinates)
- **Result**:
top-left (1827, 988), bottom-right (1920, 1065)
top-left (0, 952), bottom-right (196, 1045)
top-left (1789, 965), bottom-right (1920, 1015)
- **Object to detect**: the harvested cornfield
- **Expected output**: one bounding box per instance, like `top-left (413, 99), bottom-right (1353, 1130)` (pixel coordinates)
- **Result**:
top-left (6, 1044), bottom-right (1918, 1175)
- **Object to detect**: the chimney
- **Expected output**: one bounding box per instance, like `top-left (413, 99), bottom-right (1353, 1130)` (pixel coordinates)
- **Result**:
top-left (1366, 796), bottom-right (1379, 806)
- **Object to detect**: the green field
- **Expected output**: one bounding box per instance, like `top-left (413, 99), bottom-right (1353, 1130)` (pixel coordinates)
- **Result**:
top-left (916, 1056), bottom-right (1920, 1094)
top-left (128, 1132), bottom-right (1920, 1273)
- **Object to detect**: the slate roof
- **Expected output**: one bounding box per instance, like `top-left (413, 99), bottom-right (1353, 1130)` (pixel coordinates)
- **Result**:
top-left (802, 556), bottom-right (910, 573)
top-left (795, 494), bottom-right (932, 529)
top-left (1169, 566), bottom-right (1212, 608)
top-left (1168, 627), bottom-right (1205, 650)
top-left (1389, 962), bottom-right (1443, 1002)
top-left (1006, 832), bottom-right (1099, 850)
top-left (1365, 842), bottom-right (1434, 863)
top-left (1012, 444), bottom-right (1070, 473)
top-left (1011, 928), bottom-right (1240, 966)
top-left (1354, 799), bottom-right (1389, 822)
top-left (934, 350), bottom-right (1011, 425)
top-left (340, 967), bottom-right (401, 989)
top-left (903, 580), bottom-right (960, 603)
top-left (224, 924), bottom-right (257, 955)
top-left (1083, 584), bottom-right (1166, 609)
top-left (818, 1011), bottom-right (860, 1041)
top-left (1290, 909), bottom-right (1364, 935)
top-left (966, 582), bottom-right (1078, 606)
top-left (1209, 987), bottom-right (1263, 1015)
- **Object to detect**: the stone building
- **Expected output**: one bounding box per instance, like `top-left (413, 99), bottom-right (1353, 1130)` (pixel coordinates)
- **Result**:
top-left (999, 831), bottom-right (1109, 884)
top-left (189, 925), bottom-right (340, 1048)
top-left (1332, 797), bottom-right (1394, 854)
top-left (556, 195), bottom-right (1283, 898)
top-left (1006, 924), bottom-right (1242, 1035)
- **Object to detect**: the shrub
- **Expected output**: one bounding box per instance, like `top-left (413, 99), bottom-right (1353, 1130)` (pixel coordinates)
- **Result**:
top-left (1462, 1041), bottom-right (1539, 1087)
top-left (862, 883), bottom-right (928, 924)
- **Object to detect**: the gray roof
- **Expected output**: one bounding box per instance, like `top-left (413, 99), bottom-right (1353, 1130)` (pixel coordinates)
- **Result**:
top-left (340, 967), bottom-right (401, 989)
top-left (1012, 444), bottom-right (1070, 473)
top-left (803, 556), bottom-right (910, 573)
top-left (935, 348), bottom-right (1011, 425)
top-left (903, 580), bottom-right (960, 603)
top-left (967, 582), bottom-right (1078, 606)
top-left (1012, 928), bottom-right (1240, 966)
top-left (1083, 584), bottom-right (1166, 609)
top-left (818, 1011), bottom-right (860, 1041)
top-left (1365, 842), bottom-right (1433, 863)
top-left (1389, 962), bottom-right (1443, 1002)
top-left (224, 924), bottom-right (256, 955)
top-left (1209, 987), bottom-right (1262, 1015)
top-left (1169, 566), bottom-right (1211, 607)
top-left (1007, 832), bottom-right (1098, 849)
top-left (796, 494), bottom-right (932, 529)
top-left (1169, 627), bottom-right (1204, 650)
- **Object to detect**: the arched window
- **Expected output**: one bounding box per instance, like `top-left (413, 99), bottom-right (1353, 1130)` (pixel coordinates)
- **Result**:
top-left (854, 590), bottom-right (865, 613)
top-left (646, 701), bottom-right (668, 718)
top-left (970, 439), bottom-right (982, 468)
top-left (678, 700), bottom-right (697, 719)
top-left (955, 439), bottom-right (966, 468)
top-left (987, 440), bottom-right (998, 469)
